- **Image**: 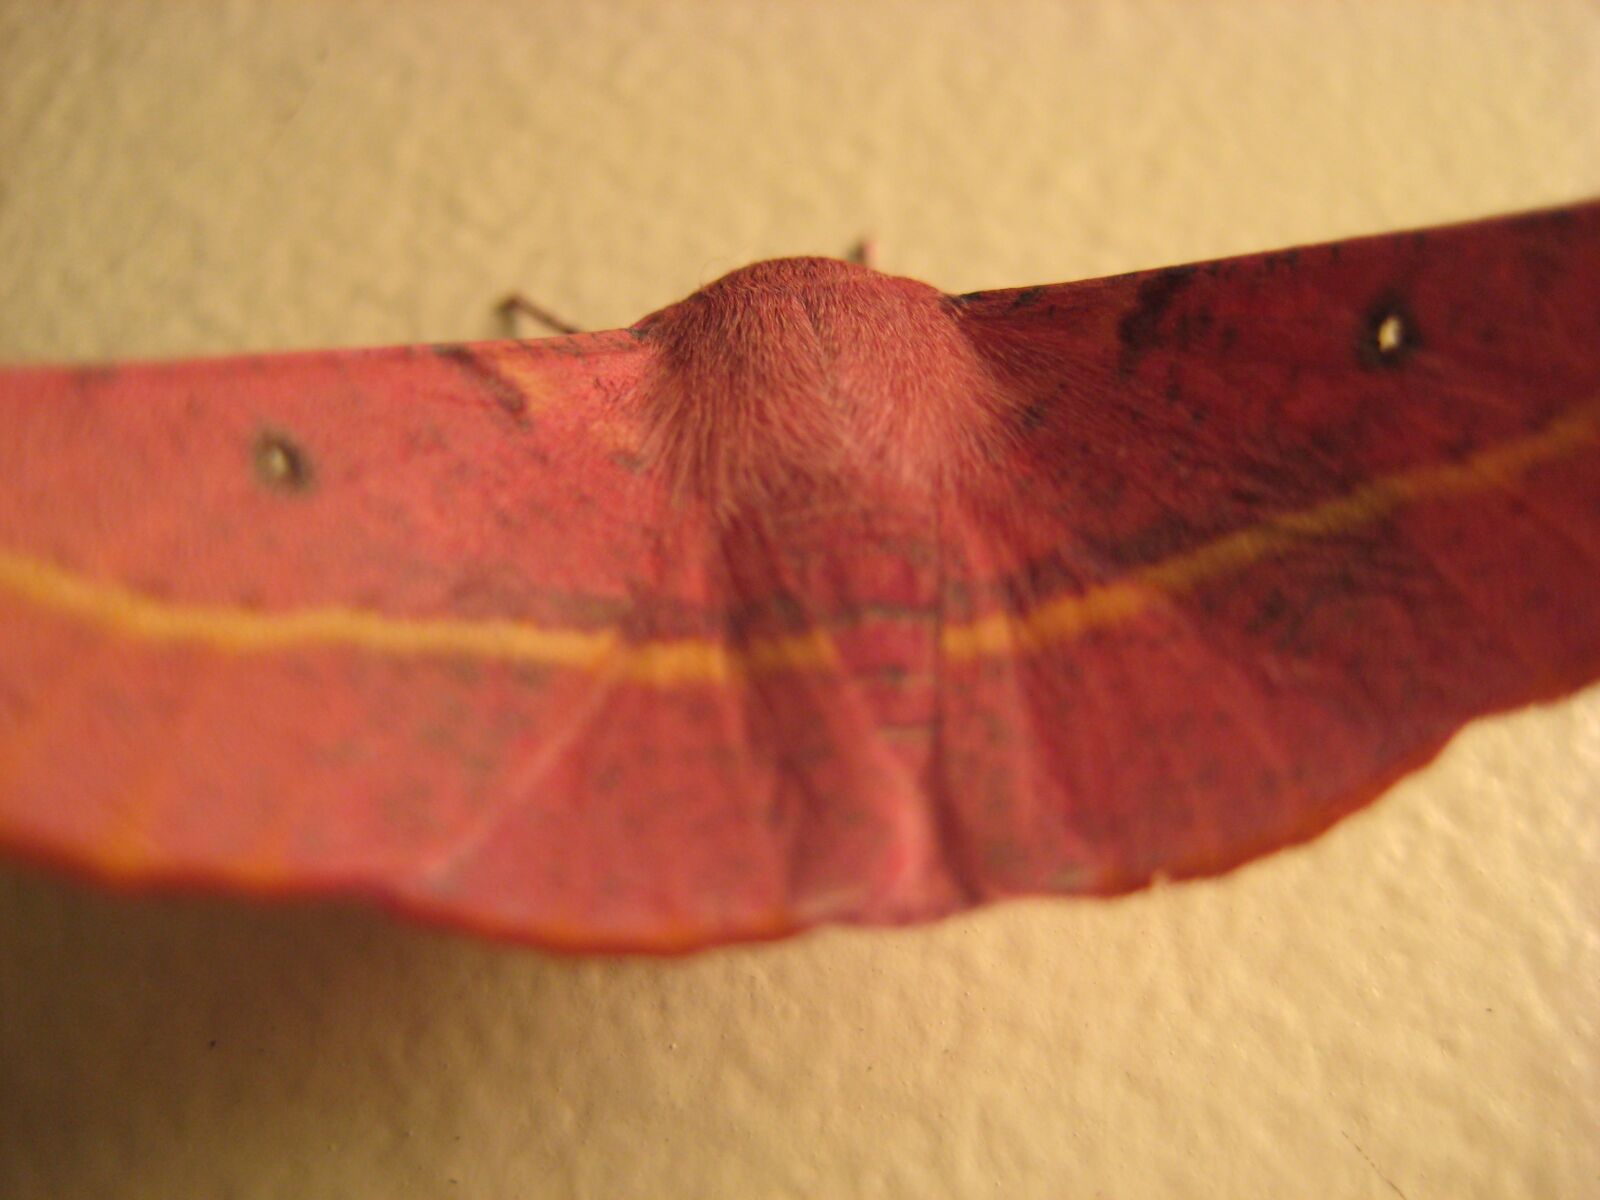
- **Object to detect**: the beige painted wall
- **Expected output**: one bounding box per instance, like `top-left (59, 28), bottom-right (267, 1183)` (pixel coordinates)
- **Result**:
top-left (1, 2), bottom-right (1597, 1196)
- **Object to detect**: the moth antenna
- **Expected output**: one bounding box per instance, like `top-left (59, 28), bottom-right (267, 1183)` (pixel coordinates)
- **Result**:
top-left (495, 292), bottom-right (583, 338)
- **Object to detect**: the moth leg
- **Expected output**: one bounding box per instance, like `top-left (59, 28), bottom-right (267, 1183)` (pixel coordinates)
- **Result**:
top-left (846, 238), bottom-right (880, 269)
top-left (495, 293), bottom-right (583, 338)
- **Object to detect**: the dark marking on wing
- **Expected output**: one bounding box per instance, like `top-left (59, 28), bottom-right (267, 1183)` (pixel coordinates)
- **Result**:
top-left (253, 430), bottom-right (313, 493)
top-left (1117, 265), bottom-right (1198, 375)
top-left (1007, 286), bottom-right (1046, 312)
top-left (1358, 292), bottom-right (1420, 369)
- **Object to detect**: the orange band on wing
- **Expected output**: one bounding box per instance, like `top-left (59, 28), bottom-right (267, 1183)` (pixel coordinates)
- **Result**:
top-left (941, 399), bottom-right (1600, 658)
top-left (1, 399), bottom-right (1596, 680)
top-left (0, 550), bottom-right (839, 683)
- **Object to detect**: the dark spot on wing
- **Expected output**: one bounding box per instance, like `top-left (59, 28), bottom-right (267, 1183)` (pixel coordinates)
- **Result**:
top-left (1007, 286), bottom-right (1046, 311)
top-left (1513, 205), bottom-right (1575, 233)
top-left (1261, 248), bottom-right (1301, 273)
top-left (1088, 512), bottom-right (1205, 570)
top-left (1358, 292), bottom-right (1419, 368)
top-left (253, 431), bottom-right (313, 492)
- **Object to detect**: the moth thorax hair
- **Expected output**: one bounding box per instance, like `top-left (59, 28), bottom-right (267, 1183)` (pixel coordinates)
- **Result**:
top-left (635, 257), bottom-right (1017, 516)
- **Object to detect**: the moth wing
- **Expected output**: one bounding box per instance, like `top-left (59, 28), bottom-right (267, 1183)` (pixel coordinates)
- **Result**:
top-left (937, 204), bottom-right (1600, 896)
top-left (0, 332), bottom-right (926, 950)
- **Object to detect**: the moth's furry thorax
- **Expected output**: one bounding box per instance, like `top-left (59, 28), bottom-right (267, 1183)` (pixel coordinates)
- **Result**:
top-left (632, 257), bottom-right (1015, 514)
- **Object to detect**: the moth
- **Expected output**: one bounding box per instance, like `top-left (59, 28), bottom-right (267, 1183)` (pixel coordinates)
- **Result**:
top-left (1, 201), bottom-right (1596, 952)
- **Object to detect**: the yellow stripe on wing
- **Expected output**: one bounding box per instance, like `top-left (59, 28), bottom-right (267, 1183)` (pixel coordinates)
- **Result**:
top-left (0, 550), bottom-right (839, 683)
top-left (1, 399), bottom-right (1595, 680)
top-left (941, 399), bottom-right (1600, 658)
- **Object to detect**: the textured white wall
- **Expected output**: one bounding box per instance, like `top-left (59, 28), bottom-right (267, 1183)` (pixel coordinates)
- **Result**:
top-left (1, 2), bottom-right (1597, 1196)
